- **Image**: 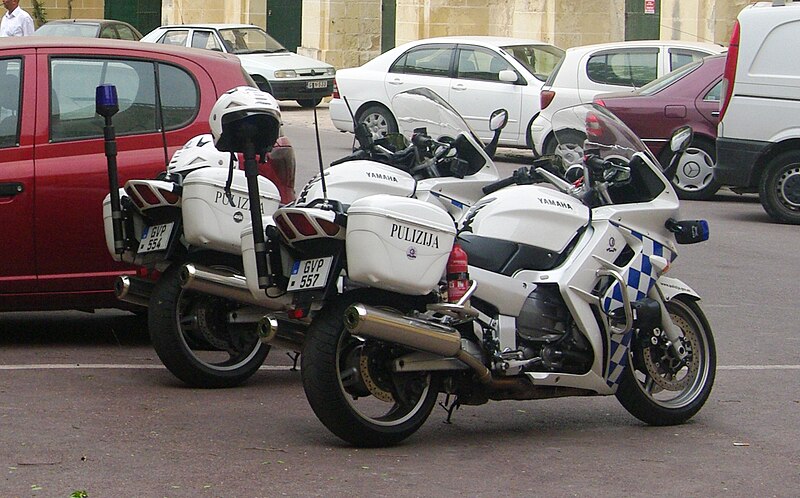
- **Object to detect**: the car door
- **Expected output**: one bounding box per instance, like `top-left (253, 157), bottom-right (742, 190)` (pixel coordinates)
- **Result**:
top-left (31, 48), bottom-right (209, 295)
top-left (0, 53), bottom-right (36, 294)
top-left (446, 45), bottom-right (524, 145)
top-left (384, 44), bottom-right (454, 108)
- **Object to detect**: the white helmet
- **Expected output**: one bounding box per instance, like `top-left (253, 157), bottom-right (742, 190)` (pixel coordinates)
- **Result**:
top-left (167, 134), bottom-right (237, 175)
top-left (209, 86), bottom-right (281, 154)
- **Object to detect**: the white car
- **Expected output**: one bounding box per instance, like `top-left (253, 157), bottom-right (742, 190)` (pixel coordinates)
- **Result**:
top-left (530, 40), bottom-right (725, 155)
top-left (141, 24), bottom-right (336, 108)
top-left (329, 36), bottom-right (565, 148)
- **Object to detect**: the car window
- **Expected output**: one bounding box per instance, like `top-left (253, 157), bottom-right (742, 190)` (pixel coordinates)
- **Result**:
top-left (159, 30), bottom-right (189, 46)
top-left (99, 25), bottom-right (120, 39)
top-left (36, 23), bottom-right (101, 37)
top-left (703, 80), bottom-right (723, 102)
top-left (391, 46), bottom-right (452, 77)
top-left (116, 25), bottom-right (139, 41)
top-left (587, 49), bottom-right (658, 87)
top-left (218, 28), bottom-right (285, 54)
top-left (191, 31), bottom-right (223, 51)
top-left (50, 58), bottom-right (198, 141)
top-left (0, 58), bottom-right (21, 148)
top-left (502, 44), bottom-right (565, 81)
top-left (456, 47), bottom-right (512, 82)
top-left (638, 59), bottom-right (701, 96)
top-left (669, 49), bottom-right (712, 72)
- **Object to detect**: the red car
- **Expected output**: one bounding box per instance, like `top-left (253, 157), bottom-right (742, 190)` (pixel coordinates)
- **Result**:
top-left (0, 37), bottom-right (294, 312)
top-left (594, 54), bottom-right (725, 200)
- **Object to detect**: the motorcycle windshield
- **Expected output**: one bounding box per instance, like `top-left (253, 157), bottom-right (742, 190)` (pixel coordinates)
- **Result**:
top-left (550, 103), bottom-right (658, 167)
top-left (391, 87), bottom-right (486, 150)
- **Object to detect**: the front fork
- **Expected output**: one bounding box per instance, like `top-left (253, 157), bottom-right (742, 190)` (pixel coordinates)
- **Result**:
top-left (649, 285), bottom-right (688, 361)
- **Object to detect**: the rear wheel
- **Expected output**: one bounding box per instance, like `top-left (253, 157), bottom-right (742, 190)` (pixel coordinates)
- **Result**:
top-left (759, 150), bottom-right (800, 224)
top-left (301, 289), bottom-right (439, 447)
top-left (616, 296), bottom-right (715, 425)
top-left (357, 105), bottom-right (397, 140)
top-left (148, 254), bottom-right (269, 388)
top-left (665, 138), bottom-right (720, 201)
top-left (297, 98), bottom-right (322, 108)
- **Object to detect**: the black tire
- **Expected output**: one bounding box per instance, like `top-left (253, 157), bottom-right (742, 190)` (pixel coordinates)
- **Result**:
top-left (297, 98), bottom-right (322, 108)
top-left (759, 150), bottom-right (800, 224)
top-left (301, 289), bottom-right (439, 447)
top-left (148, 254), bottom-right (269, 388)
top-left (616, 295), bottom-right (716, 426)
top-left (357, 104), bottom-right (397, 140)
top-left (665, 138), bottom-right (720, 201)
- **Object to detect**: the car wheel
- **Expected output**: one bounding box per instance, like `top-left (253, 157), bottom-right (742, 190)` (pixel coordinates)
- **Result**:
top-left (297, 98), bottom-right (322, 108)
top-left (759, 150), bottom-right (800, 224)
top-left (357, 105), bottom-right (397, 140)
top-left (666, 138), bottom-right (720, 201)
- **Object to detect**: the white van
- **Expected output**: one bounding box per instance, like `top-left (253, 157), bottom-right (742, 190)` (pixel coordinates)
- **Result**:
top-left (716, 0), bottom-right (800, 224)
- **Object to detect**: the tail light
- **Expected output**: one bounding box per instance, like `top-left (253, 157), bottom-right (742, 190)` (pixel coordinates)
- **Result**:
top-left (124, 180), bottom-right (181, 210)
top-left (274, 210), bottom-right (342, 242)
top-left (594, 98), bottom-right (606, 107)
top-left (332, 78), bottom-right (340, 100)
top-left (585, 112), bottom-right (604, 138)
top-left (719, 20), bottom-right (740, 122)
top-left (540, 89), bottom-right (556, 110)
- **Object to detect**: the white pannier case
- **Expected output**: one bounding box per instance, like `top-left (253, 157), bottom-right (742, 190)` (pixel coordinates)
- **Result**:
top-left (346, 194), bottom-right (456, 295)
top-left (182, 167), bottom-right (281, 254)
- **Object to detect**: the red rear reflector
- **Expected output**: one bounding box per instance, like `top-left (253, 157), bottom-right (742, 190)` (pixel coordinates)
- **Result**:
top-left (288, 308), bottom-right (307, 319)
top-left (287, 213), bottom-right (317, 236)
top-left (315, 217), bottom-right (340, 236)
top-left (158, 188), bottom-right (180, 204)
top-left (133, 184), bottom-right (160, 206)
top-left (332, 79), bottom-right (340, 99)
top-left (540, 89), bottom-right (556, 110)
top-left (719, 20), bottom-right (740, 122)
top-left (275, 214), bottom-right (296, 240)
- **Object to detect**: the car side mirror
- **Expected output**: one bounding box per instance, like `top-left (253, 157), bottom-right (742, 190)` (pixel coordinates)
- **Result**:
top-left (498, 70), bottom-right (518, 83)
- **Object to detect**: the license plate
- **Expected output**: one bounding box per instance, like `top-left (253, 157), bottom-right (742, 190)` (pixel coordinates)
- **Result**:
top-left (138, 222), bottom-right (174, 253)
top-left (307, 80), bottom-right (328, 89)
top-left (287, 256), bottom-right (333, 291)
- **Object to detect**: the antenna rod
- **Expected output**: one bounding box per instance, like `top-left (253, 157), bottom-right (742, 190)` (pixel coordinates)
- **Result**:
top-left (312, 105), bottom-right (328, 201)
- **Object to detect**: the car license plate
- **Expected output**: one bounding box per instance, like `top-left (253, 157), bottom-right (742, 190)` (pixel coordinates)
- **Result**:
top-left (138, 222), bottom-right (174, 253)
top-left (307, 80), bottom-right (328, 89)
top-left (287, 256), bottom-right (333, 291)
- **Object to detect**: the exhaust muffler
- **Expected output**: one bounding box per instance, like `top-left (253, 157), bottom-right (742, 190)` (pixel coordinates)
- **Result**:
top-left (114, 275), bottom-right (154, 307)
top-left (343, 303), bottom-right (492, 384)
top-left (179, 263), bottom-right (290, 310)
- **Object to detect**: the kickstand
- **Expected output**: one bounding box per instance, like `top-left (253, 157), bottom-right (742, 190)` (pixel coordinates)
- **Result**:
top-left (438, 393), bottom-right (461, 424)
top-left (286, 351), bottom-right (301, 371)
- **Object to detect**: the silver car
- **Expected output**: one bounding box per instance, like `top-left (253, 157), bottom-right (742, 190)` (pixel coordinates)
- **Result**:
top-left (142, 23), bottom-right (336, 108)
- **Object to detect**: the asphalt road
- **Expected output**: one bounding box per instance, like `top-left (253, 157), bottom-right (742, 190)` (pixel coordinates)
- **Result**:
top-left (0, 103), bottom-right (798, 497)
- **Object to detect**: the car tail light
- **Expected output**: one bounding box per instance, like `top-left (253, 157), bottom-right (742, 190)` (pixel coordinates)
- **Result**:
top-left (540, 89), bottom-right (556, 110)
top-left (332, 78), bottom-right (340, 99)
top-left (585, 112), bottom-right (603, 138)
top-left (719, 20), bottom-right (740, 122)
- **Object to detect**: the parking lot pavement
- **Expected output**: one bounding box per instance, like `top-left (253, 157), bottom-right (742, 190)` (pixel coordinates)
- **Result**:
top-left (279, 100), bottom-right (339, 132)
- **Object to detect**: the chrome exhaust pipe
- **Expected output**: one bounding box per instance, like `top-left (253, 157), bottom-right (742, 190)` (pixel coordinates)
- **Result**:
top-left (257, 315), bottom-right (306, 351)
top-left (344, 303), bottom-right (492, 384)
top-left (179, 263), bottom-right (289, 310)
top-left (114, 275), bottom-right (153, 308)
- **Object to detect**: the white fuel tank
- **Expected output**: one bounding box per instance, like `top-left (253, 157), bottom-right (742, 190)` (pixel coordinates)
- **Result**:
top-left (463, 185), bottom-right (589, 253)
top-left (296, 160), bottom-right (416, 207)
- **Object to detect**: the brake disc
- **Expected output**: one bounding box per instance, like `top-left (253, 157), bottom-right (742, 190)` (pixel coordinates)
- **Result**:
top-left (359, 352), bottom-right (395, 403)
top-left (642, 313), bottom-right (699, 390)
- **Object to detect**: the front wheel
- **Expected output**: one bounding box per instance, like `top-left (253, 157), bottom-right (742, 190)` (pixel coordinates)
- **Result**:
top-left (616, 295), bottom-right (715, 425)
top-left (148, 254), bottom-right (269, 388)
top-left (759, 150), bottom-right (800, 224)
top-left (301, 290), bottom-right (440, 447)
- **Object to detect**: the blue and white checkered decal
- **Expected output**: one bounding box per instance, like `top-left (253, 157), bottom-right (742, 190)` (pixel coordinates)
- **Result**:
top-left (602, 225), bottom-right (674, 389)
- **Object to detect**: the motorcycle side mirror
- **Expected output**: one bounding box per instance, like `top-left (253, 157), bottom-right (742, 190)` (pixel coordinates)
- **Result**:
top-left (564, 164), bottom-right (584, 183)
top-left (663, 126), bottom-right (694, 181)
top-left (484, 109), bottom-right (509, 159)
top-left (354, 122), bottom-right (374, 149)
top-left (670, 126), bottom-right (693, 154)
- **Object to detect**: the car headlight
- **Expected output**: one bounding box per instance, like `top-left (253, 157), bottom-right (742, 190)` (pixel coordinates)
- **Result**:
top-left (274, 70), bottom-right (297, 78)
top-left (325, 67), bottom-right (336, 76)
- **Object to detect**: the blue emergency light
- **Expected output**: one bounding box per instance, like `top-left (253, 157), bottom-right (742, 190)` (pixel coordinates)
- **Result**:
top-left (95, 84), bottom-right (119, 118)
